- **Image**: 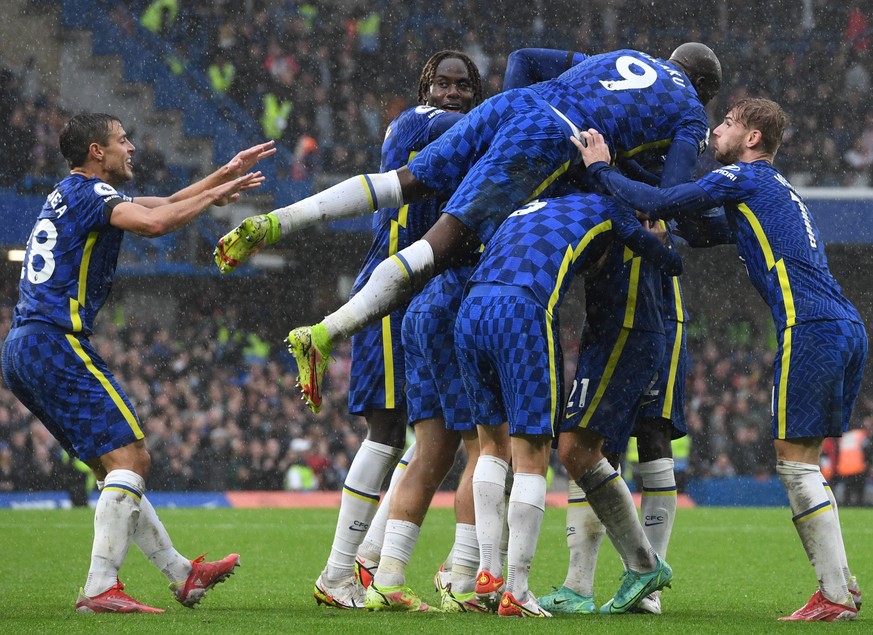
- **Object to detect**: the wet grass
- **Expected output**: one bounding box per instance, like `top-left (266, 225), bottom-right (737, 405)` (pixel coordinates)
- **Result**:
top-left (1, 506), bottom-right (871, 634)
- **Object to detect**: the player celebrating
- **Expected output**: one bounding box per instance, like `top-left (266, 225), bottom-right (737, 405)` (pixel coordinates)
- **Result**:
top-left (455, 190), bottom-right (682, 617)
top-left (578, 97), bottom-right (865, 622)
top-left (214, 43), bottom-right (721, 412)
top-left (299, 51), bottom-right (483, 610)
top-left (1, 113), bottom-right (275, 612)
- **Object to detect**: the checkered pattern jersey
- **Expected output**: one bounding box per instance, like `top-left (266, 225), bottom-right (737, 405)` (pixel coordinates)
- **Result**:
top-left (697, 162), bottom-right (864, 329)
top-left (11, 174), bottom-right (131, 335)
top-left (534, 49), bottom-right (710, 159)
top-left (348, 106), bottom-right (459, 413)
top-left (468, 192), bottom-right (636, 312)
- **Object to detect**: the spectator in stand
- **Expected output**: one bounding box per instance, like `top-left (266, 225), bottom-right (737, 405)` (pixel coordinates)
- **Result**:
top-left (133, 133), bottom-right (170, 193)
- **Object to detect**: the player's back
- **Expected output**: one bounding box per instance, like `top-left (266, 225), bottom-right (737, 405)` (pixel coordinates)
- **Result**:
top-left (583, 239), bottom-right (664, 338)
top-left (469, 192), bottom-right (617, 312)
top-left (12, 174), bottom-right (127, 335)
top-left (534, 49), bottom-right (709, 159)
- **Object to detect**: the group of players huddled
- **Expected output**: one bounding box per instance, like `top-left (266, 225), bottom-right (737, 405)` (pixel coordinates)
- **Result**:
top-left (2, 39), bottom-right (864, 621)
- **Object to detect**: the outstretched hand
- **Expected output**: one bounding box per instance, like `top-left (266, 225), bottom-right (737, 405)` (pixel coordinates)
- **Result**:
top-left (224, 141), bottom-right (277, 178)
top-left (571, 129), bottom-right (612, 167)
top-left (212, 172), bottom-right (262, 207)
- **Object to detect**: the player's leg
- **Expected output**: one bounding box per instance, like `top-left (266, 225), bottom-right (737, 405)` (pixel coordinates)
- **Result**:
top-left (440, 432), bottom-right (488, 612)
top-left (472, 424), bottom-right (511, 609)
top-left (315, 409), bottom-right (406, 609)
top-left (499, 434), bottom-right (552, 618)
top-left (214, 168), bottom-right (417, 273)
top-left (1, 333), bottom-right (168, 614)
top-left (287, 216), bottom-right (480, 412)
top-left (776, 321), bottom-right (864, 622)
top-left (365, 419), bottom-right (459, 612)
top-left (559, 427), bottom-right (671, 615)
top-left (355, 443), bottom-right (416, 587)
top-left (538, 476), bottom-right (601, 614)
top-left (633, 417), bottom-right (678, 615)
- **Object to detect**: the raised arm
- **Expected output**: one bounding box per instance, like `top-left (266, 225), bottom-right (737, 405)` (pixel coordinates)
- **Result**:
top-left (503, 48), bottom-right (587, 89)
top-left (134, 141), bottom-right (276, 208)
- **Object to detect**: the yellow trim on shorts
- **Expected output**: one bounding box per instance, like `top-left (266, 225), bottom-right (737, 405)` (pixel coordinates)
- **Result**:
top-left (579, 248), bottom-right (641, 428)
top-left (777, 326), bottom-right (792, 439)
top-left (66, 334), bottom-right (143, 439)
top-left (661, 322), bottom-right (683, 419)
top-left (381, 315), bottom-right (396, 409)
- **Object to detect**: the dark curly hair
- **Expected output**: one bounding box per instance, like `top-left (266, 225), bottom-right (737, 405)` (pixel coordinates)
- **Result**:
top-left (417, 50), bottom-right (484, 107)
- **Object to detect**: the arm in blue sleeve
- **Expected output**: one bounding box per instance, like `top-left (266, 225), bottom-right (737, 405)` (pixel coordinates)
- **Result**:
top-left (610, 209), bottom-right (683, 276)
top-left (503, 48), bottom-right (585, 89)
top-left (672, 210), bottom-right (735, 247)
top-left (659, 139), bottom-right (700, 188)
top-left (428, 112), bottom-right (465, 141)
top-left (617, 158), bottom-right (662, 186)
top-left (588, 162), bottom-right (717, 221)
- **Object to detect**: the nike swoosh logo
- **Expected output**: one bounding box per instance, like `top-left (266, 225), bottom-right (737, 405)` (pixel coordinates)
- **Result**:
top-left (644, 521), bottom-right (664, 527)
top-left (349, 526), bottom-right (368, 531)
top-left (553, 598), bottom-right (569, 605)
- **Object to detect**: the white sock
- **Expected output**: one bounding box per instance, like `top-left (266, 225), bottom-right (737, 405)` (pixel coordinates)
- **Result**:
top-left (271, 171), bottom-right (403, 232)
top-left (323, 240), bottom-right (434, 341)
top-left (563, 480), bottom-right (604, 597)
top-left (84, 469), bottom-right (144, 596)
top-left (576, 457), bottom-right (657, 572)
top-left (505, 473), bottom-right (546, 599)
top-left (823, 479), bottom-right (852, 584)
top-left (450, 523), bottom-right (480, 594)
top-left (473, 455), bottom-right (509, 577)
top-left (326, 440), bottom-right (404, 581)
top-left (777, 460), bottom-right (851, 604)
top-left (374, 519), bottom-right (420, 588)
top-left (637, 458), bottom-right (677, 559)
top-left (358, 443), bottom-right (415, 564)
top-left (132, 494), bottom-right (191, 583)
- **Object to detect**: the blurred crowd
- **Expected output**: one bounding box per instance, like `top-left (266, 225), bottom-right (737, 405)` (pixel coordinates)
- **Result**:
top-left (5, 2), bottom-right (873, 191)
top-left (1, 275), bottom-right (871, 501)
top-left (1, 1), bottom-right (873, 503)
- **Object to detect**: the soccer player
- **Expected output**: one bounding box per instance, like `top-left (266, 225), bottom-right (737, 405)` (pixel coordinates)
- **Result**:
top-left (214, 43), bottom-right (722, 412)
top-left (361, 261), bottom-right (484, 613)
top-left (537, 216), bottom-right (669, 614)
top-left (455, 191), bottom-right (682, 617)
top-left (0, 112), bottom-right (275, 613)
top-left (302, 51), bottom-right (484, 610)
top-left (501, 46), bottom-right (725, 616)
top-left (578, 97), bottom-right (866, 622)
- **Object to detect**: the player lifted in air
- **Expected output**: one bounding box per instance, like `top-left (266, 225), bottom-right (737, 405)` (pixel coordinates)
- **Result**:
top-left (214, 43), bottom-right (721, 415)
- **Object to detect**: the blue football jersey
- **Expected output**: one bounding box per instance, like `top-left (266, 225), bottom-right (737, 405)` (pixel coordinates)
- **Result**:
top-left (12, 174), bottom-right (131, 335)
top-left (468, 192), bottom-right (679, 313)
top-left (694, 162), bottom-right (861, 329)
top-left (583, 239), bottom-right (664, 338)
top-left (534, 49), bottom-right (710, 160)
top-left (351, 106), bottom-right (461, 295)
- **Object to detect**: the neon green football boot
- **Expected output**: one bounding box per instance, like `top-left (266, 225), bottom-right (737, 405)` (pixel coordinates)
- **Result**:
top-left (286, 323), bottom-right (334, 413)
top-left (214, 213), bottom-right (281, 274)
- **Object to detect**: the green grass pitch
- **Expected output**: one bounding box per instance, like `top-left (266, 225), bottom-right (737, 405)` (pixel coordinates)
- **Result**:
top-left (1, 506), bottom-right (870, 634)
